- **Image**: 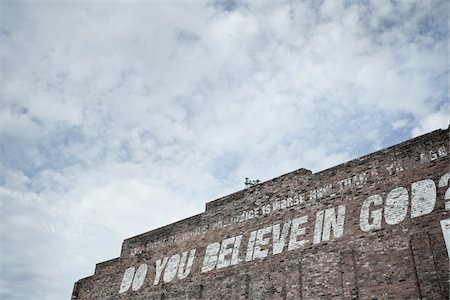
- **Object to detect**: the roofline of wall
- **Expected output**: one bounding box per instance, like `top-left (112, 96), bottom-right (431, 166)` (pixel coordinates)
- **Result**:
top-left (85, 124), bottom-right (449, 277)
top-left (122, 125), bottom-right (449, 246)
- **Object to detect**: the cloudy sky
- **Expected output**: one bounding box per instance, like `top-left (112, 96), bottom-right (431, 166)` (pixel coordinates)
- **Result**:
top-left (0, 0), bottom-right (449, 299)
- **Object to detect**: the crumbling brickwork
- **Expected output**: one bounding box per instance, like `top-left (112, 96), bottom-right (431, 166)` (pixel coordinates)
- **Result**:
top-left (73, 127), bottom-right (450, 299)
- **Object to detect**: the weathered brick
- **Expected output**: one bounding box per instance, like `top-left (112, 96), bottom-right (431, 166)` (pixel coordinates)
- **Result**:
top-left (73, 126), bottom-right (450, 299)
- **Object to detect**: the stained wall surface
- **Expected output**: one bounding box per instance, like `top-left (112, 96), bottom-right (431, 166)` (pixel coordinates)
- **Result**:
top-left (73, 127), bottom-right (450, 300)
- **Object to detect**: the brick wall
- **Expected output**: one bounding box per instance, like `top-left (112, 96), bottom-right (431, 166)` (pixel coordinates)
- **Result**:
top-left (73, 127), bottom-right (450, 299)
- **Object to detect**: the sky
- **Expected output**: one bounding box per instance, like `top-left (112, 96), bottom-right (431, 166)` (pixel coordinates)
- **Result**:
top-left (0, 0), bottom-right (449, 299)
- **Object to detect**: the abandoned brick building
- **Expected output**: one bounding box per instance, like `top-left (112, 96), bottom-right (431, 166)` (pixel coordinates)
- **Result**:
top-left (73, 127), bottom-right (449, 299)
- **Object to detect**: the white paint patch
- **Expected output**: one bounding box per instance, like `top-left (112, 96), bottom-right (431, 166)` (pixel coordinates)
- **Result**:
top-left (384, 187), bottom-right (408, 225)
top-left (131, 264), bottom-right (148, 291)
top-left (118, 267), bottom-right (135, 294)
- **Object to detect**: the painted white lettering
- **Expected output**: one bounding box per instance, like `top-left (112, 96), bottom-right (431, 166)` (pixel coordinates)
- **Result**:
top-left (262, 204), bottom-right (271, 215)
top-left (420, 153), bottom-right (429, 163)
top-left (439, 172), bottom-right (450, 188)
top-left (439, 172), bottom-right (450, 210)
top-left (163, 254), bottom-right (181, 283)
top-left (217, 237), bottom-right (236, 269)
top-left (153, 257), bottom-right (168, 285)
top-left (118, 267), bottom-right (135, 294)
top-left (178, 249), bottom-right (196, 279)
top-left (420, 147), bottom-right (447, 163)
top-left (273, 201), bottom-right (281, 211)
top-left (272, 221), bottom-right (291, 255)
top-left (438, 146), bottom-right (447, 157)
top-left (360, 195), bottom-right (383, 232)
top-left (313, 210), bottom-right (324, 244)
top-left (384, 187), bottom-right (408, 225)
top-left (253, 226), bottom-right (272, 260)
top-left (411, 179), bottom-right (436, 218)
top-left (245, 231), bottom-right (257, 262)
top-left (429, 150), bottom-right (438, 161)
top-left (286, 197), bottom-right (293, 207)
top-left (322, 205), bottom-right (346, 241)
top-left (231, 235), bottom-right (242, 266)
top-left (386, 164), bottom-right (395, 175)
top-left (201, 242), bottom-right (220, 273)
top-left (132, 264), bottom-right (148, 291)
top-left (288, 216), bottom-right (308, 251)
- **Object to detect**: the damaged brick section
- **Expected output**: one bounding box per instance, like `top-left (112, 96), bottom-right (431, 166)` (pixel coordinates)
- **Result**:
top-left (73, 127), bottom-right (450, 300)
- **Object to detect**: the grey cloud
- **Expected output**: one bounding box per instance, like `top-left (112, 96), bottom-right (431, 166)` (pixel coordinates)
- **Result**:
top-left (175, 29), bottom-right (200, 43)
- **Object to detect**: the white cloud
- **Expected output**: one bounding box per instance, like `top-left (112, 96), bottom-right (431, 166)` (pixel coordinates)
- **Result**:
top-left (412, 111), bottom-right (450, 137)
top-left (0, 0), bottom-right (448, 299)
